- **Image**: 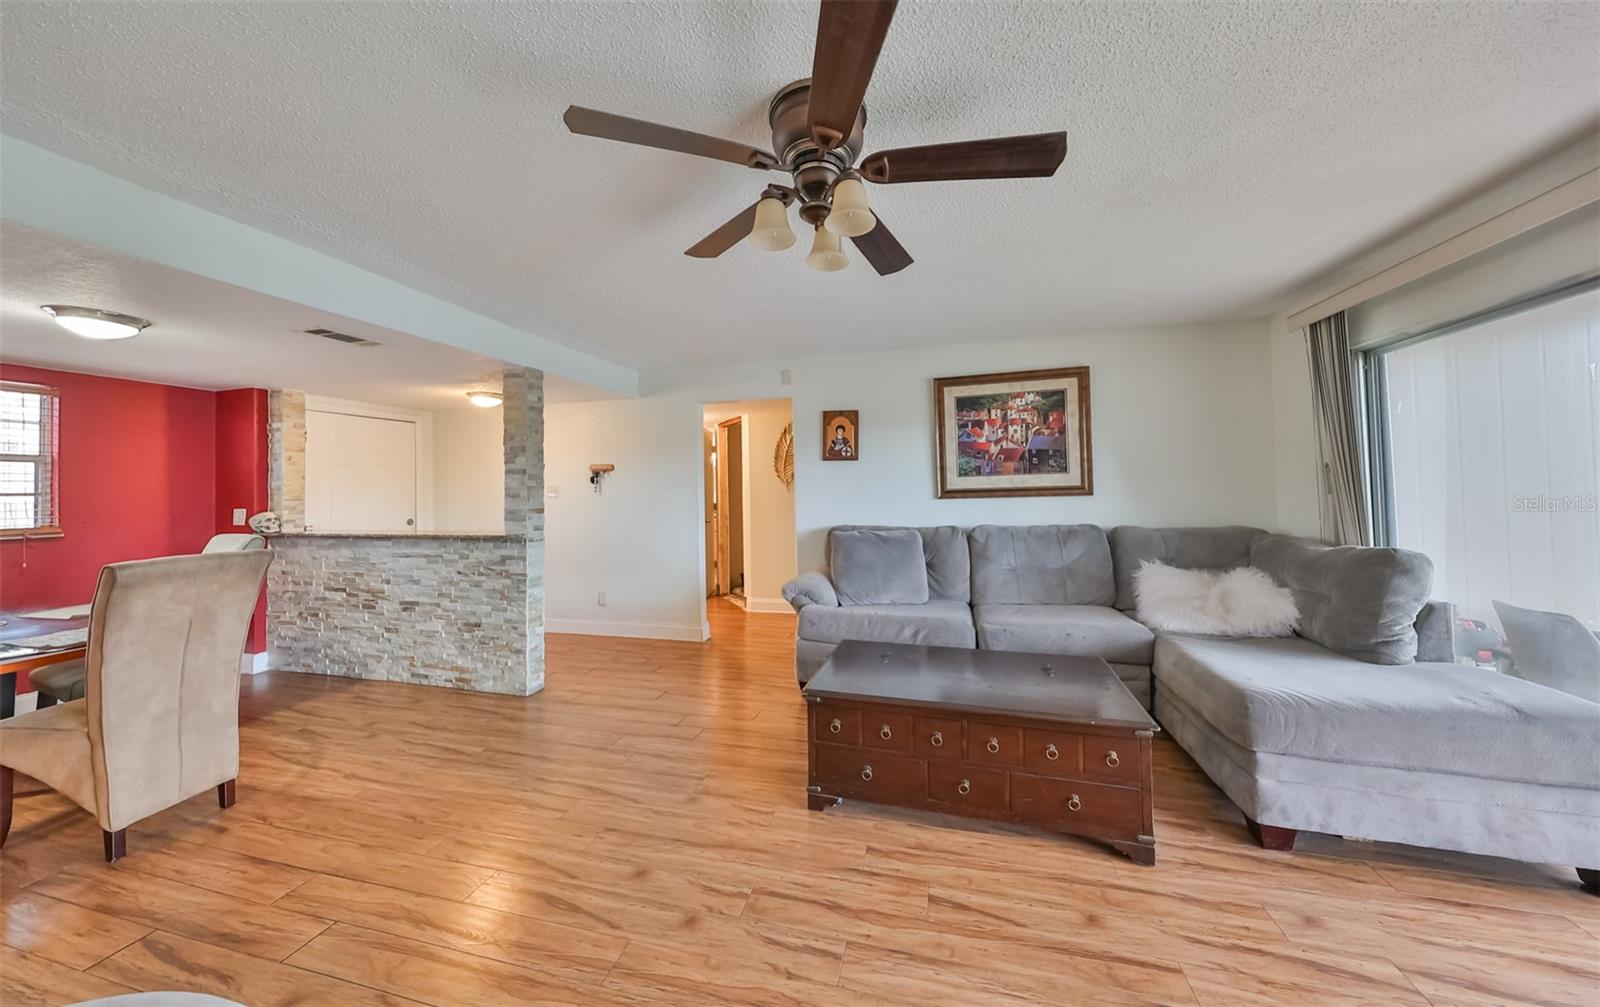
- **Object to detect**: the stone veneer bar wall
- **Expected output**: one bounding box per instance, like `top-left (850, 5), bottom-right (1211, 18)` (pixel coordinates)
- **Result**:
top-left (265, 369), bottom-right (545, 696)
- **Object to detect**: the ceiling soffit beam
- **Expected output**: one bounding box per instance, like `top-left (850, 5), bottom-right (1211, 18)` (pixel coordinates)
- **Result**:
top-left (0, 134), bottom-right (638, 397)
top-left (1286, 168), bottom-right (1600, 331)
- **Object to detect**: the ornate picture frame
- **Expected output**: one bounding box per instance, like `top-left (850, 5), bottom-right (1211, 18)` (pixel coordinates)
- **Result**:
top-left (933, 366), bottom-right (1092, 498)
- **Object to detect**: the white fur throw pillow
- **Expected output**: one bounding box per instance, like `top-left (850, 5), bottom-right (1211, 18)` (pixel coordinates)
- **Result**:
top-left (1134, 561), bottom-right (1299, 637)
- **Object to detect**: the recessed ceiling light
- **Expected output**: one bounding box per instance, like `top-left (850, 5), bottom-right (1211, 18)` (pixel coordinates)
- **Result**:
top-left (466, 391), bottom-right (503, 408)
top-left (42, 305), bottom-right (152, 340)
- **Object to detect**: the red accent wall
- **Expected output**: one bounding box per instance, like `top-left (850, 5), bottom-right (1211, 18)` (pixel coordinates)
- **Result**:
top-left (215, 388), bottom-right (269, 653)
top-left (1, 365), bottom-right (271, 688)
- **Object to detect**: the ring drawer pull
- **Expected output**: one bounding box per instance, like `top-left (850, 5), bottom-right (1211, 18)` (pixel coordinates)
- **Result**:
top-left (1044, 743), bottom-right (1059, 761)
top-left (957, 779), bottom-right (971, 796)
top-left (930, 731), bottom-right (944, 748)
top-left (861, 765), bottom-right (874, 781)
top-left (986, 737), bottom-right (1000, 754)
top-left (1067, 794), bottom-right (1082, 812)
top-left (829, 718), bottom-right (841, 734)
top-left (880, 724), bottom-right (893, 741)
top-left (1105, 750), bottom-right (1120, 768)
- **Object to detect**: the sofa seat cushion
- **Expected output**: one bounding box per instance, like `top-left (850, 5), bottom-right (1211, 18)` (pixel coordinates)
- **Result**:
top-left (798, 600), bottom-right (976, 649)
top-left (974, 604), bottom-right (1155, 664)
top-left (1154, 635), bottom-right (1600, 788)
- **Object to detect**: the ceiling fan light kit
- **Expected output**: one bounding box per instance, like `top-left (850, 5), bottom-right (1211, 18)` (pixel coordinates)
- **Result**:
top-left (805, 226), bottom-right (849, 272)
top-left (564, 0), bottom-right (1066, 277)
top-left (748, 195), bottom-right (798, 251)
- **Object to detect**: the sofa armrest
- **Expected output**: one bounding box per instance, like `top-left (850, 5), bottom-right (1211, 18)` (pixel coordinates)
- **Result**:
top-left (783, 572), bottom-right (838, 612)
top-left (1414, 600), bottom-right (1456, 663)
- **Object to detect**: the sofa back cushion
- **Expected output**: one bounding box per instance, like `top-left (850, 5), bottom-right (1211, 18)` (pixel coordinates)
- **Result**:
top-left (1250, 534), bottom-right (1433, 664)
top-left (828, 528), bottom-right (931, 606)
top-left (1109, 526), bottom-right (1267, 611)
top-left (969, 525), bottom-right (1114, 606)
top-left (831, 525), bottom-right (970, 602)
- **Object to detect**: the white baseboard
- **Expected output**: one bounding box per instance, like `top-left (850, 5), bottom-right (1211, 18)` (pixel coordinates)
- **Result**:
top-left (742, 596), bottom-right (794, 615)
top-left (546, 618), bottom-right (709, 642)
top-left (240, 652), bottom-right (270, 675)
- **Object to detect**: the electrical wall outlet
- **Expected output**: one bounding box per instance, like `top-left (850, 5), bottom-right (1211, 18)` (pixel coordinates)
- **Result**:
top-left (232, 508), bottom-right (247, 526)
top-left (597, 591), bottom-right (607, 607)
top-left (547, 486), bottom-right (559, 498)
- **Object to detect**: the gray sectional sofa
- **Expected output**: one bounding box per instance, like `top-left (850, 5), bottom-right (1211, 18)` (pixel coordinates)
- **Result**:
top-left (783, 523), bottom-right (1600, 885)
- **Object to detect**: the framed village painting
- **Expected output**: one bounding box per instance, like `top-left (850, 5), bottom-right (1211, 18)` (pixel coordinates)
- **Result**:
top-left (933, 366), bottom-right (1092, 498)
top-left (822, 410), bottom-right (859, 461)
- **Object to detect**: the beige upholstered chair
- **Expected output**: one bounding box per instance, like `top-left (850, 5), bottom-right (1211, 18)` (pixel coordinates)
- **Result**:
top-left (31, 533), bottom-right (266, 707)
top-left (0, 551), bottom-right (272, 861)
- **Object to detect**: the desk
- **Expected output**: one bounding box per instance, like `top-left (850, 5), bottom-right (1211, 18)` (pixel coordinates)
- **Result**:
top-left (0, 612), bottom-right (89, 719)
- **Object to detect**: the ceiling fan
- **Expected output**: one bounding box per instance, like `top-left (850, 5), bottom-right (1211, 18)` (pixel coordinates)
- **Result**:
top-left (563, 0), bottom-right (1067, 275)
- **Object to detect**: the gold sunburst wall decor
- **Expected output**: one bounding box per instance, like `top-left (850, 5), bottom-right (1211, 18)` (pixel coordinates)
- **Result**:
top-left (774, 422), bottom-right (795, 490)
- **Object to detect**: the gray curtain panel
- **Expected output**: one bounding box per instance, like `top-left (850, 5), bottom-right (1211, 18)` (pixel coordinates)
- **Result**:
top-left (1305, 312), bottom-right (1371, 546)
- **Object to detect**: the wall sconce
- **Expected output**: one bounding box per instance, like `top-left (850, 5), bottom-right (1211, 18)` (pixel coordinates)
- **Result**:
top-left (589, 463), bottom-right (614, 494)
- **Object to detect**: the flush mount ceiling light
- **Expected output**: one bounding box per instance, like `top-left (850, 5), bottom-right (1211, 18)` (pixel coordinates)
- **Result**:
top-left (466, 391), bottom-right (504, 408)
top-left (42, 305), bottom-right (152, 340)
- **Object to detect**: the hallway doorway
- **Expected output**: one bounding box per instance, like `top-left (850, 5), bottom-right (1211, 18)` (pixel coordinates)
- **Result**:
top-left (702, 399), bottom-right (796, 623)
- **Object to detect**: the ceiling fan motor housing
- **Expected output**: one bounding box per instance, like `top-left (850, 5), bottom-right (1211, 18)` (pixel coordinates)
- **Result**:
top-left (769, 78), bottom-right (866, 226)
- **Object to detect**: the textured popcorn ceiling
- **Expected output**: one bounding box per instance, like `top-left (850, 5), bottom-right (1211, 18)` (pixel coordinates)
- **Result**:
top-left (1, 1), bottom-right (1596, 370)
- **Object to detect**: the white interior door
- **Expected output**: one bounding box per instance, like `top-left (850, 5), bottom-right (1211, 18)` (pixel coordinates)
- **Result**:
top-left (306, 410), bottom-right (417, 532)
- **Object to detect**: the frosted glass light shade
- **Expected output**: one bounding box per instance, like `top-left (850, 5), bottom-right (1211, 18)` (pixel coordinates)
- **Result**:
top-left (805, 227), bottom-right (849, 272)
top-left (823, 177), bottom-right (876, 238)
top-left (748, 196), bottom-right (796, 251)
top-left (41, 305), bottom-right (150, 340)
top-left (466, 391), bottom-right (504, 408)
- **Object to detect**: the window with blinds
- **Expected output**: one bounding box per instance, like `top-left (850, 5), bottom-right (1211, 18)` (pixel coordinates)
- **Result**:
top-left (0, 381), bottom-right (60, 535)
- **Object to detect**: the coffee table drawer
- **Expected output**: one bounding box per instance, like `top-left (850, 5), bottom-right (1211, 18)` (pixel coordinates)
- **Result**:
top-left (1010, 774), bottom-right (1143, 833)
top-left (814, 706), bottom-right (861, 745)
top-left (926, 762), bottom-right (1007, 811)
top-left (967, 723), bottom-right (1023, 767)
top-left (814, 744), bottom-right (923, 802)
top-left (913, 715), bottom-right (964, 761)
top-left (1082, 736), bottom-right (1139, 784)
top-left (862, 710), bottom-right (913, 752)
top-left (1023, 729), bottom-right (1083, 775)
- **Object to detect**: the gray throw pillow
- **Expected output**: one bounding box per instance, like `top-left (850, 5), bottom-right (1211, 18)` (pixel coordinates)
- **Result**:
top-left (830, 528), bottom-right (930, 606)
top-left (1250, 534), bottom-right (1433, 664)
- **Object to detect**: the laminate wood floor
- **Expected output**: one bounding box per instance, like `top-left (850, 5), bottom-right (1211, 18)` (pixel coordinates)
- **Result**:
top-left (3, 600), bottom-right (1596, 1006)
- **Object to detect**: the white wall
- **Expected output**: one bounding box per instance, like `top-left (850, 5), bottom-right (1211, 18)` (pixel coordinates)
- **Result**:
top-left (544, 396), bottom-right (708, 640)
top-left (433, 405), bottom-right (504, 531)
top-left (651, 321), bottom-right (1279, 573)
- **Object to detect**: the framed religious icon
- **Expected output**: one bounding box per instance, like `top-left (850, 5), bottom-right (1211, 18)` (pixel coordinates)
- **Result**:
top-left (933, 366), bottom-right (1092, 498)
top-left (822, 410), bottom-right (859, 461)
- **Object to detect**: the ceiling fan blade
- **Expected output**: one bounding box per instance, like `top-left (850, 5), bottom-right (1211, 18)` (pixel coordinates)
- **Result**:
top-left (564, 106), bottom-right (779, 171)
top-left (807, 0), bottom-right (897, 150)
top-left (860, 132), bottom-right (1067, 184)
top-left (685, 201), bottom-right (762, 258)
top-left (851, 215), bottom-right (912, 275)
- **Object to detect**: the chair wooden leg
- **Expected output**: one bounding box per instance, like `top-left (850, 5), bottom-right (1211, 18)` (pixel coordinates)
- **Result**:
top-left (1, 766), bottom-right (12, 849)
top-left (1578, 868), bottom-right (1599, 896)
top-left (1245, 816), bottom-right (1298, 851)
top-left (35, 692), bottom-right (56, 710)
top-left (217, 779), bottom-right (236, 809)
top-left (102, 828), bottom-right (126, 862)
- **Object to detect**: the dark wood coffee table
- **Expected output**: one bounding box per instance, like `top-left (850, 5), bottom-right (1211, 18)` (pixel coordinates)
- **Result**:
top-left (803, 639), bottom-right (1159, 864)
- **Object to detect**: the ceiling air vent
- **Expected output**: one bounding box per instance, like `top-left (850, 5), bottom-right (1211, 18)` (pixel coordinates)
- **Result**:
top-left (302, 327), bottom-right (380, 347)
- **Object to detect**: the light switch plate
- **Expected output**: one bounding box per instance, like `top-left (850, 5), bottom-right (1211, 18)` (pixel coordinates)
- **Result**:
top-left (232, 508), bottom-right (247, 526)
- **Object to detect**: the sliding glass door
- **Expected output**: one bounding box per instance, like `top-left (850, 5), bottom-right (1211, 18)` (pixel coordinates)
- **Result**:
top-left (1366, 285), bottom-right (1599, 667)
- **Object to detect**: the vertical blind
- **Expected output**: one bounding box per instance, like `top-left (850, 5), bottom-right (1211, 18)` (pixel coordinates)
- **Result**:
top-left (0, 380), bottom-right (60, 533)
top-left (1382, 287), bottom-right (1600, 627)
